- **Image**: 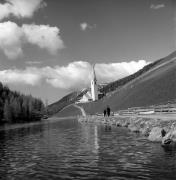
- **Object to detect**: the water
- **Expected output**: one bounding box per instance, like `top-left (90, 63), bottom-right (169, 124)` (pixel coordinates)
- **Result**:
top-left (0, 118), bottom-right (176, 180)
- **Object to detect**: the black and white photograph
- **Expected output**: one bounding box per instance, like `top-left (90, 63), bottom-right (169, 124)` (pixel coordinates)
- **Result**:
top-left (0, 0), bottom-right (176, 179)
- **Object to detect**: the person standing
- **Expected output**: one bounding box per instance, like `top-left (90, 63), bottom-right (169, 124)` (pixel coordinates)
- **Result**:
top-left (103, 109), bottom-right (106, 117)
top-left (107, 105), bottom-right (111, 117)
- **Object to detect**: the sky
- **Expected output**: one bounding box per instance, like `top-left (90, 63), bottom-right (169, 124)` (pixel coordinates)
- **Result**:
top-left (0, 0), bottom-right (175, 104)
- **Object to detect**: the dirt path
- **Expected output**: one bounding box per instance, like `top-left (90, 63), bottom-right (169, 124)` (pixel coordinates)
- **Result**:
top-left (73, 104), bottom-right (86, 117)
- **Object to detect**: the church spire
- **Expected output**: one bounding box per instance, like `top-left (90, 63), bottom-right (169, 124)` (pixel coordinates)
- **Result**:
top-left (91, 63), bottom-right (98, 101)
top-left (92, 64), bottom-right (97, 82)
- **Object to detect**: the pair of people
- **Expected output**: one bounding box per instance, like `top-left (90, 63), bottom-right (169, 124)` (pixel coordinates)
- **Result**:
top-left (104, 106), bottom-right (111, 117)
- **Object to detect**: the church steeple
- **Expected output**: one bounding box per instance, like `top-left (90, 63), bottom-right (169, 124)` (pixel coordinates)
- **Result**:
top-left (91, 64), bottom-right (98, 101)
top-left (92, 64), bottom-right (97, 83)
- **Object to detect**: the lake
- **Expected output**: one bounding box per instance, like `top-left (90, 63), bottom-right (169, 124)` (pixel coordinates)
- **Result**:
top-left (0, 118), bottom-right (176, 180)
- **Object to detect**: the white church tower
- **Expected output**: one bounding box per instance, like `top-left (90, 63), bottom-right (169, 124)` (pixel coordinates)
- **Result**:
top-left (91, 64), bottom-right (98, 101)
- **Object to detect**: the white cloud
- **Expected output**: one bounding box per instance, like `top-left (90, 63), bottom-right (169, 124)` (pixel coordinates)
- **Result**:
top-left (0, 60), bottom-right (149, 89)
top-left (22, 24), bottom-right (64, 54)
top-left (0, 68), bottom-right (41, 85)
top-left (0, 21), bottom-right (64, 59)
top-left (150, 4), bottom-right (165, 10)
top-left (80, 22), bottom-right (88, 31)
top-left (95, 60), bottom-right (148, 83)
top-left (44, 61), bottom-right (92, 89)
top-left (80, 22), bottom-right (96, 31)
top-left (0, 21), bottom-right (24, 59)
top-left (0, 0), bottom-right (46, 20)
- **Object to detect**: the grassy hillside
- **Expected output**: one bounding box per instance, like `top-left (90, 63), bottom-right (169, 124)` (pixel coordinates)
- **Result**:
top-left (50, 51), bottom-right (176, 116)
top-left (80, 51), bottom-right (176, 114)
top-left (47, 89), bottom-right (88, 115)
top-left (54, 104), bottom-right (82, 117)
top-left (100, 51), bottom-right (176, 94)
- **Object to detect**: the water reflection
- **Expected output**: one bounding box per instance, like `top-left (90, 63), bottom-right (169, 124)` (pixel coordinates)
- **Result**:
top-left (0, 118), bottom-right (176, 179)
top-left (79, 123), bottom-right (99, 155)
top-left (94, 125), bottom-right (99, 154)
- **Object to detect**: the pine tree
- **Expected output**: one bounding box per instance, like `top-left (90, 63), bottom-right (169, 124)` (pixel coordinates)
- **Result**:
top-left (3, 100), bottom-right (12, 123)
top-left (0, 98), bottom-right (3, 123)
top-left (0, 82), bottom-right (44, 124)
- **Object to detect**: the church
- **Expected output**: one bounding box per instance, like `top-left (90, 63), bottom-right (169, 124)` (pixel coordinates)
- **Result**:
top-left (76, 64), bottom-right (103, 103)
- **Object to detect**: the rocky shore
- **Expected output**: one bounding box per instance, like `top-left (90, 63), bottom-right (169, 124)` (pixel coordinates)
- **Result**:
top-left (78, 114), bottom-right (176, 148)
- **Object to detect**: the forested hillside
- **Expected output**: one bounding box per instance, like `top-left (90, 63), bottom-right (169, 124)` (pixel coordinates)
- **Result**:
top-left (0, 82), bottom-right (44, 124)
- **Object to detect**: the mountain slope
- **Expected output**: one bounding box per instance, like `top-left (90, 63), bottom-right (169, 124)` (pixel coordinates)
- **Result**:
top-left (51, 51), bottom-right (176, 116)
top-left (100, 51), bottom-right (176, 94)
top-left (81, 51), bottom-right (176, 114)
top-left (47, 89), bottom-right (88, 115)
top-left (54, 104), bottom-right (83, 117)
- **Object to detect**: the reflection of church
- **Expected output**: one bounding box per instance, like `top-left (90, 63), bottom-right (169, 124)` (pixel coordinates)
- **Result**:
top-left (77, 64), bottom-right (103, 103)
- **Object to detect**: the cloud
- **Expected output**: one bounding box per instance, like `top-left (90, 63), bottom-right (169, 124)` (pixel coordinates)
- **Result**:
top-left (80, 22), bottom-right (96, 31)
top-left (95, 60), bottom-right (148, 83)
top-left (0, 21), bottom-right (64, 59)
top-left (22, 24), bottom-right (64, 54)
top-left (0, 0), bottom-right (46, 21)
top-left (150, 4), bottom-right (165, 10)
top-left (44, 61), bottom-right (92, 89)
top-left (80, 22), bottom-right (88, 31)
top-left (0, 21), bottom-right (24, 59)
top-left (0, 68), bottom-right (41, 85)
top-left (0, 60), bottom-right (149, 89)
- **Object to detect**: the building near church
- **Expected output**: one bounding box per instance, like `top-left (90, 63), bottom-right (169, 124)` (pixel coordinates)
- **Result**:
top-left (77, 89), bottom-right (92, 103)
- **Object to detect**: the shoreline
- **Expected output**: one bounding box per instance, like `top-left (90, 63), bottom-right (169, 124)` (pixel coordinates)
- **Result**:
top-left (0, 116), bottom-right (76, 132)
top-left (116, 113), bottom-right (176, 121)
top-left (78, 113), bottom-right (176, 145)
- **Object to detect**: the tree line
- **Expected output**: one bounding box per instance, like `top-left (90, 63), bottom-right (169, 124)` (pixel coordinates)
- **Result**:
top-left (0, 82), bottom-right (44, 124)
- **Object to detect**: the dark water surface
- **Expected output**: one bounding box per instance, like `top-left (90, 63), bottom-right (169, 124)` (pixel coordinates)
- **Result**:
top-left (0, 118), bottom-right (176, 180)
